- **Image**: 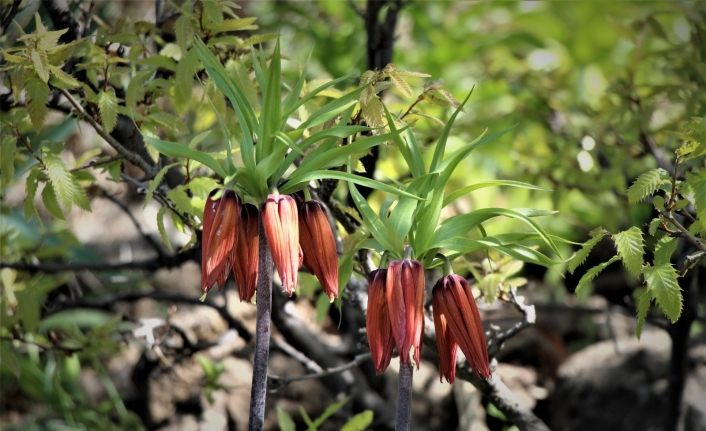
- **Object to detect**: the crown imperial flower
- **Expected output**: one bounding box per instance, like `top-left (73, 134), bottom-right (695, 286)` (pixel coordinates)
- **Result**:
top-left (432, 274), bottom-right (490, 381)
top-left (233, 203), bottom-right (259, 302)
top-left (263, 193), bottom-right (301, 295)
top-left (299, 200), bottom-right (339, 301)
top-left (201, 190), bottom-right (240, 293)
top-left (366, 269), bottom-right (394, 374)
top-left (386, 259), bottom-right (425, 368)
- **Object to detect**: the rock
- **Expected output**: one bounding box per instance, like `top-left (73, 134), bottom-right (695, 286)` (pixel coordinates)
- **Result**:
top-left (549, 330), bottom-right (706, 431)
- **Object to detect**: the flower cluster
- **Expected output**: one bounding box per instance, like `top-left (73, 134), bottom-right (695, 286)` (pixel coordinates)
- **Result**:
top-left (201, 190), bottom-right (339, 301)
top-left (366, 259), bottom-right (490, 381)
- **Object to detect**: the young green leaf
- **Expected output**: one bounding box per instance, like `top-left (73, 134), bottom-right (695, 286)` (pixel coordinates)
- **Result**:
top-left (567, 228), bottom-right (608, 274)
top-left (634, 288), bottom-right (652, 339)
top-left (98, 88), bottom-right (118, 133)
top-left (612, 227), bottom-right (644, 277)
top-left (653, 237), bottom-right (677, 266)
top-left (341, 411), bottom-right (374, 431)
top-left (643, 263), bottom-right (681, 323)
top-left (26, 76), bottom-right (49, 129)
top-left (145, 136), bottom-right (227, 177)
top-left (626, 168), bottom-right (669, 204)
top-left (575, 256), bottom-right (620, 297)
top-left (277, 407), bottom-right (296, 431)
top-left (156, 206), bottom-right (173, 253)
top-left (444, 180), bottom-right (550, 207)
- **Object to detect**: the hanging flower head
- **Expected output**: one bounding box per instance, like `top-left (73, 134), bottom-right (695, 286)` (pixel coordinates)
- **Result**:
top-left (432, 274), bottom-right (490, 380)
top-left (386, 259), bottom-right (425, 368)
top-left (263, 193), bottom-right (301, 295)
top-left (366, 269), bottom-right (395, 374)
top-left (299, 200), bottom-right (339, 301)
top-left (201, 190), bottom-right (240, 293)
top-left (233, 203), bottom-right (259, 302)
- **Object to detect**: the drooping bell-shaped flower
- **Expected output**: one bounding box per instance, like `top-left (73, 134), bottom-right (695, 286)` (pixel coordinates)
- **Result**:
top-left (299, 200), bottom-right (339, 301)
top-left (366, 269), bottom-right (394, 374)
top-left (233, 203), bottom-right (259, 302)
top-left (432, 274), bottom-right (490, 380)
top-left (263, 193), bottom-right (301, 295)
top-left (386, 259), bottom-right (425, 368)
top-left (201, 190), bottom-right (240, 293)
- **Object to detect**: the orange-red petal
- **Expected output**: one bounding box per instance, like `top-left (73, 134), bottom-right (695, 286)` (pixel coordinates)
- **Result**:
top-left (263, 194), bottom-right (300, 295)
top-left (204, 190), bottom-right (240, 291)
top-left (386, 259), bottom-right (425, 367)
top-left (366, 269), bottom-right (394, 374)
top-left (233, 203), bottom-right (259, 302)
top-left (299, 200), bottom-right (339, 301)
top-left (433, 275), bottom-right (490, 379)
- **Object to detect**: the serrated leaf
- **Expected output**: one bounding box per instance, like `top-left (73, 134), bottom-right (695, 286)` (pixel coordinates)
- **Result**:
top-left (653, 237), bottom-right (677, 266)
top-left (24, 168), bottom-right (41, 218)
top-left (627, 168), bottom-right (669, 204)
top-left (612, 227), bottom-right (644, 277)
top-left (648, 217), bottom-right (661, 236)
top-left (126, 69), bottom-right (152, 112)
top-left (360, 95), bottom-right (385, 128)
top-left (567, 228), bottom-right (608, 274)
top-left (41, 183), bottom-right (64, 219)
top-left (634, 288), bottom-right (652, 339)
top-left (643, 263), bottom-right (682, 323)
top-left (575, 255), bottom-right (620, 297)
top-left (174, 48), bottom-right (199, 109)
top-left (388, 70), bottom-right (413, 98)
top-left (30, 49), bottom-right (49, 82)
top-left (341, 411), bottom-right (374, 431)
top-left (48, 65), bottom-right (81, 89)
top-left (98, 88), bottom-right (118, 133)
top-left (43, 152), bottom-right (75, 208)
top-left (1, 136), bottom-right (16, 186)
top-left (277, 407), bottom-right (296, 431)
top-left (156, 206), bottom-right (173, 252)
top-left (26, 76), bottom-right (49, 129)
top-left (38, 28), bottom-right (68, 51)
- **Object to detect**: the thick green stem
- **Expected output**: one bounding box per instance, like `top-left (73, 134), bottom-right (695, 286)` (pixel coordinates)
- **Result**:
top-left (396, 362), bottom-right (414, 431)
top-left (248, 219), bottom-right (273, 431)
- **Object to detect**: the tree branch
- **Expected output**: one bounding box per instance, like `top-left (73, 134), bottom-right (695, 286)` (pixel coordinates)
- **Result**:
top-left (268, 353), bottom-right (371, 390)
top-left (59, 88), bottom-right (156, 177)
top-left (0, 247), bottom-right (197, 273)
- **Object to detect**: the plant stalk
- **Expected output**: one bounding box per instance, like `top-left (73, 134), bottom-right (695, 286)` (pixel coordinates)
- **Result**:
top-left (248, 219), bottom-right (273, 431)
top-left (396, 361), bottom-right (414, 431)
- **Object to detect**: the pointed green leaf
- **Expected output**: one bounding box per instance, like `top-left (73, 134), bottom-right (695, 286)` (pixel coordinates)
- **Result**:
top-left (341, 411), bottom-right (374, 431)
top-left (98, 88), bottom-right (118, 133)
top-left (444, 180), bottom-right (550, 207)
top-left (31, 50), bottom-right (49, 82)
top-left (567, 228), bottom-right (608, 274)
top-left (156, 206), bottom-right (173, 252)
top-left (634, 288), bottom-right (652, 339)
top-left (643, 263), bottom-right (681, 323)
top-left (654, 237), bottom-right (677, 266)
top-left (41, 183), bottom-right (64, 219)
top-left (277, 407), bottom-right (296, 431)
top-left (145, 136), bottom-right (227, 177)
top-left (26, 77), bottom-right (49, 129)
top-left (575, 256), bottom-right (620, 297)
top-left (612, 227), bottom-right (644, 277)
top-left (627, 168), bottom-right (670, 204)
top-left (1, 136), bottom-right (16, 186)
top-left (24, 168), bottom-right (41, 219)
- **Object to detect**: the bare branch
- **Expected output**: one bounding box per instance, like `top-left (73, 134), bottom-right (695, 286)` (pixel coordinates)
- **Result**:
top-left (59, 88), bottom-right (156, 177)
top-left (268, 353), bottom-right (371, 389)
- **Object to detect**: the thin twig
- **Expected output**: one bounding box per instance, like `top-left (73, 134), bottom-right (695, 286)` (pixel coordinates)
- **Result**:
top-left (59, 88), bottom-right (156, 177)
top-left (70, 155), bottom-right (123, 173)
top-left (269, 353), bottom-right (371, 389)
top-left (662, 211), bottom-right (706, 252)
top-left (0, 247), bottom-right (197, 273)
top-left (99, 189), bottom-right (166, 257)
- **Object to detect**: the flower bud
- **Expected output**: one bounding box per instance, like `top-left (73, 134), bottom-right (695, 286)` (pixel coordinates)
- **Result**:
top-left (366, 269), bottom-right (394, 374)
top-left (386, 259), bottom-right (425, 368)
top-left (299, 200), bottom-right (339, 301)
top-left (233, 203), bottom-right (259, 302)
top-left (432, 274), bottom-right (490, 380)
top-left (263, 194), bottom-right (300, 295)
